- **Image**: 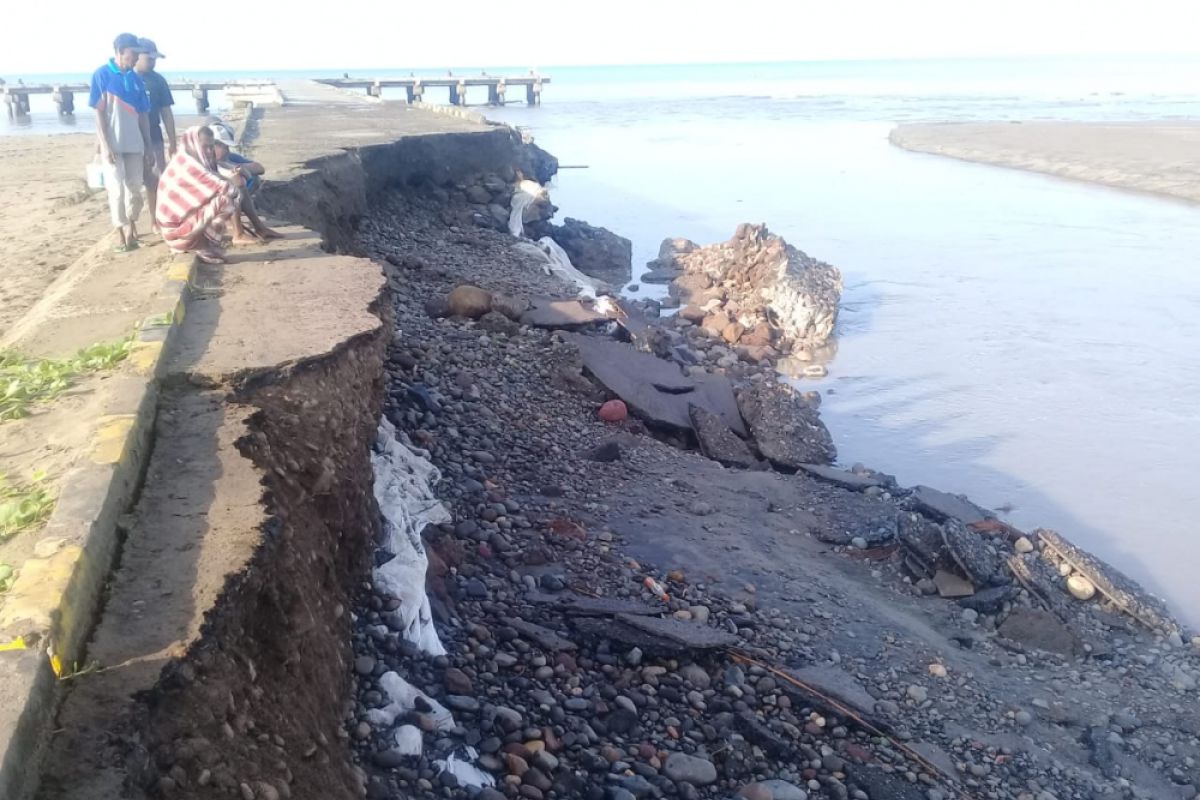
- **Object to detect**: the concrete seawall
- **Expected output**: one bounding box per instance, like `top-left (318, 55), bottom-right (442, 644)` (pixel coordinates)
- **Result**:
top-left (4, 102), bottom-right (555, 799)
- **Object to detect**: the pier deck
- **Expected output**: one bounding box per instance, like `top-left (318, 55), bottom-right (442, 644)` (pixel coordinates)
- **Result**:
top-left (1, 74), bottom-right (549, 117)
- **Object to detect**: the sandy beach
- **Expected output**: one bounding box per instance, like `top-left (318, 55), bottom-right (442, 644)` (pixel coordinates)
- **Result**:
top-left (890, 121), bottom-right (1200, 203)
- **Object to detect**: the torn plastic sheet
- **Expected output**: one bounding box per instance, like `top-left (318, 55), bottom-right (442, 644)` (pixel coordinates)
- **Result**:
top-left (394, 724), bottom-right (423, 756)
top-left (437, 748), bottom-right (496, 789)
top-left (508, 182), bottom-right (607, 299)
top-left (365, 671), bottom-right (455, 730)
top-left (508, 179), bottom-right (546, 237)
top-left (371, 417), bottom-right (451, 656)
top-left (512, 237), bottom-right (606, 300)
top-left (536, 236), bottom-right (607, 299)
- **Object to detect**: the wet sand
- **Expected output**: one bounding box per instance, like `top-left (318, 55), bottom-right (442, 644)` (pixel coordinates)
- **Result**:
top-left (890, 121), bottom-right (1200, 203)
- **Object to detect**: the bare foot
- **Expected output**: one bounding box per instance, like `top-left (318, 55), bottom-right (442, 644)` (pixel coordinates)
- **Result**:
top-left (258, 227), bottom-right (284, 240)
top-left (232, 234), bottom-right (260, 246)
top-left (195, 249), bottom-right (227, 265)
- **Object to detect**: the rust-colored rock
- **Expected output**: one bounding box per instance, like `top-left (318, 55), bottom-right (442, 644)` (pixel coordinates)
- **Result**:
top-left (722, 321), bottom-right (746, 344)
top-left (599, 399), bottom-right (628, 422)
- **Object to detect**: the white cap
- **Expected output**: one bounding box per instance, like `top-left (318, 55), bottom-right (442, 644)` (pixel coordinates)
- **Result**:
top-left (211, 122), bottom-right (236, 148)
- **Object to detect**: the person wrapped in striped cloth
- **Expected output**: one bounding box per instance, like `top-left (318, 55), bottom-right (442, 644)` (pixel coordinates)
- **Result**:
top-left (155, 125), bottom-right (244, 264)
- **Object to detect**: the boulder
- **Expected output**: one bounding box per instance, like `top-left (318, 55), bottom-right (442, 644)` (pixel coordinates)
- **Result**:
top-left (640, 238), bottom-right (697, 283)
top-left (476, 311), bottom-right (520, 336)
top-left (447, 285), bottom-right (492, 319)
top-left (669, 224), bottom-right (841, 349)
top-left (466, 184), bottom-right (492, 204)
top-left (534, 218), bottom-right (633, 287)
top-left (737, 381), bottom-right (835, 468)
top-left (491, 293), bottom-right (532, 321)
top-left (998, 608), bottom-right (1079, 656)
top-left (689, 405), bottom-right (758, 469)
top-left (424, 295), bottom-right (451, 319)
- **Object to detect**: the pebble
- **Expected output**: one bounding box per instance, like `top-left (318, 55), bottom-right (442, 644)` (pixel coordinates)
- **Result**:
top-left (927, 663), bottom-right (947, 678)
top-left (738, 783), bottom-right (774, 800)
top-left (1015, 710), bottom-right (1033, 726)
top-left (1014, 536), bottom-right (1035, 554)
top-left (906, 685), bottom-right (928, 703)
top-left (445, 695), bottom-right (480, 712)
top-left (1067, 574), bottom-right (1096, 601)
top-left (663, 752), bottom-right (718, 785)
top-left (760, 780), bottom-right (807, 800)
top-left (444, 667), bottom-right (473, 694)
top-left (354, 655), bottom-right (376, 676)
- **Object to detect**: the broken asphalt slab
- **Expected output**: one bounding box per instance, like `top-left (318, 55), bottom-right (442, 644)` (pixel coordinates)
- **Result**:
top-left (909, 485), bottom-right (994, 525)
top-left (565, 332), bottom-right (746, 436)
top-left (798, 464), bottom-right (886, 491)
top-left (520, 297), bottom-right (610, 330)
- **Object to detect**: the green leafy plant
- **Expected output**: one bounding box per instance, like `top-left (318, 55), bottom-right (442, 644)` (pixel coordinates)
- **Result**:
top-left (0, 338), bottom-right (132, 422)
top-left (0, 563), bottom-right (15, 594)
top-left (0, 471), bottom-right (55, 540)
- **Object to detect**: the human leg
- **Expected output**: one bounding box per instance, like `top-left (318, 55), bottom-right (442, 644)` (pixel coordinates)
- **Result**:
top-left (242, 194), bottom-right (282, 239)
top-left (122, 153), bottom-right (145, 245)
top-left (145, 142), bottom-right (165, 233)
top-left (105, 158), bottom-right (129, 246)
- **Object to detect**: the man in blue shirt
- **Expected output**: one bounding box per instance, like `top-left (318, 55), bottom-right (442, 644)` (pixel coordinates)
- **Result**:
top-left (89, 33), bottom-right (152, 251)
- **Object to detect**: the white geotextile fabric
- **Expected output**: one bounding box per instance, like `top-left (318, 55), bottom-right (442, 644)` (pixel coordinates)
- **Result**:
top-left (365, 671), bottom-right (455, 730)
top-left (371, 417), bottom-right (451, 656)
top-left (437, 749), bottom-right (496, 789)
top-left (394, 725), bottom-right (423, 755)
top-left (507, 181), bottom-right (606, 299)
top-left (508, 179), bottom-right (546, 237)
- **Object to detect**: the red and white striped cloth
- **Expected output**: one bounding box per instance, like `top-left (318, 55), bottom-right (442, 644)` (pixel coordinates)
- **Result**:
top-left (155, 126), bottom-right (237, 254)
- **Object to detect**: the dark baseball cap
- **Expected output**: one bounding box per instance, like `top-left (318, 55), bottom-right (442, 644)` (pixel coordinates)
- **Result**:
top-left (113, 33), bottom-right (142, 53)
top-left (137, 38), bottom-right (165, 58)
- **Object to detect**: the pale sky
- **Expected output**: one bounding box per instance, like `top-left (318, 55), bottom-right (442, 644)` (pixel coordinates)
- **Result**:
top-left (3, 0), bottom-right (1199, 75)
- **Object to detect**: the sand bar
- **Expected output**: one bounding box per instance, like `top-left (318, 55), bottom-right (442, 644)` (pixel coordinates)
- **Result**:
top-left (890, 121), bottom-right (1200, 203)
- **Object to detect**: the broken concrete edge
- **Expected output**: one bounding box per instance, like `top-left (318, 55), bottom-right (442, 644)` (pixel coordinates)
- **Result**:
top-left (411, 101), bottom-right (492, 127)
top-left (0, 253), bottom-right (198, 800)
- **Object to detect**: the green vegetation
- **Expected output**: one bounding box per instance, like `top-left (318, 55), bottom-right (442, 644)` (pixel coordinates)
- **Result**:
top-left (0, 471), bottom-right (54, 541)
top-left (0, 338), bottom-right (133, 422)
top-left (0, 563), bottom-right (15, 594)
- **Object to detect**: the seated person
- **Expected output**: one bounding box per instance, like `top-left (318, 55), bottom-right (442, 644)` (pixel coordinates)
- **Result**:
top-left (211, 122), bottom-right (281, 242)
top-left (155, 125), bottom-right (242, 264)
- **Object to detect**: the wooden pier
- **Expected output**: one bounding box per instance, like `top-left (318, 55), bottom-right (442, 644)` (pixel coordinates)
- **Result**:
top-left (1, 81), bottom-right (278, 117)
top-left (314, 75), bottom-right (550, 106)
top-left (2, 74), bottom-right (548, 118)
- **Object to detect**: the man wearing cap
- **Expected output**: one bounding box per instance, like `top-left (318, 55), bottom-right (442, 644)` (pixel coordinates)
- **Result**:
top-left (135, 38), bottom-right (176, 233)
top-left (89, 33), bottom-right (152, 251)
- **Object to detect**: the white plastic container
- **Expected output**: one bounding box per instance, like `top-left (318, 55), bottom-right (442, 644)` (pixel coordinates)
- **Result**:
top-left (86, 157), bottom-right (106, 190)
